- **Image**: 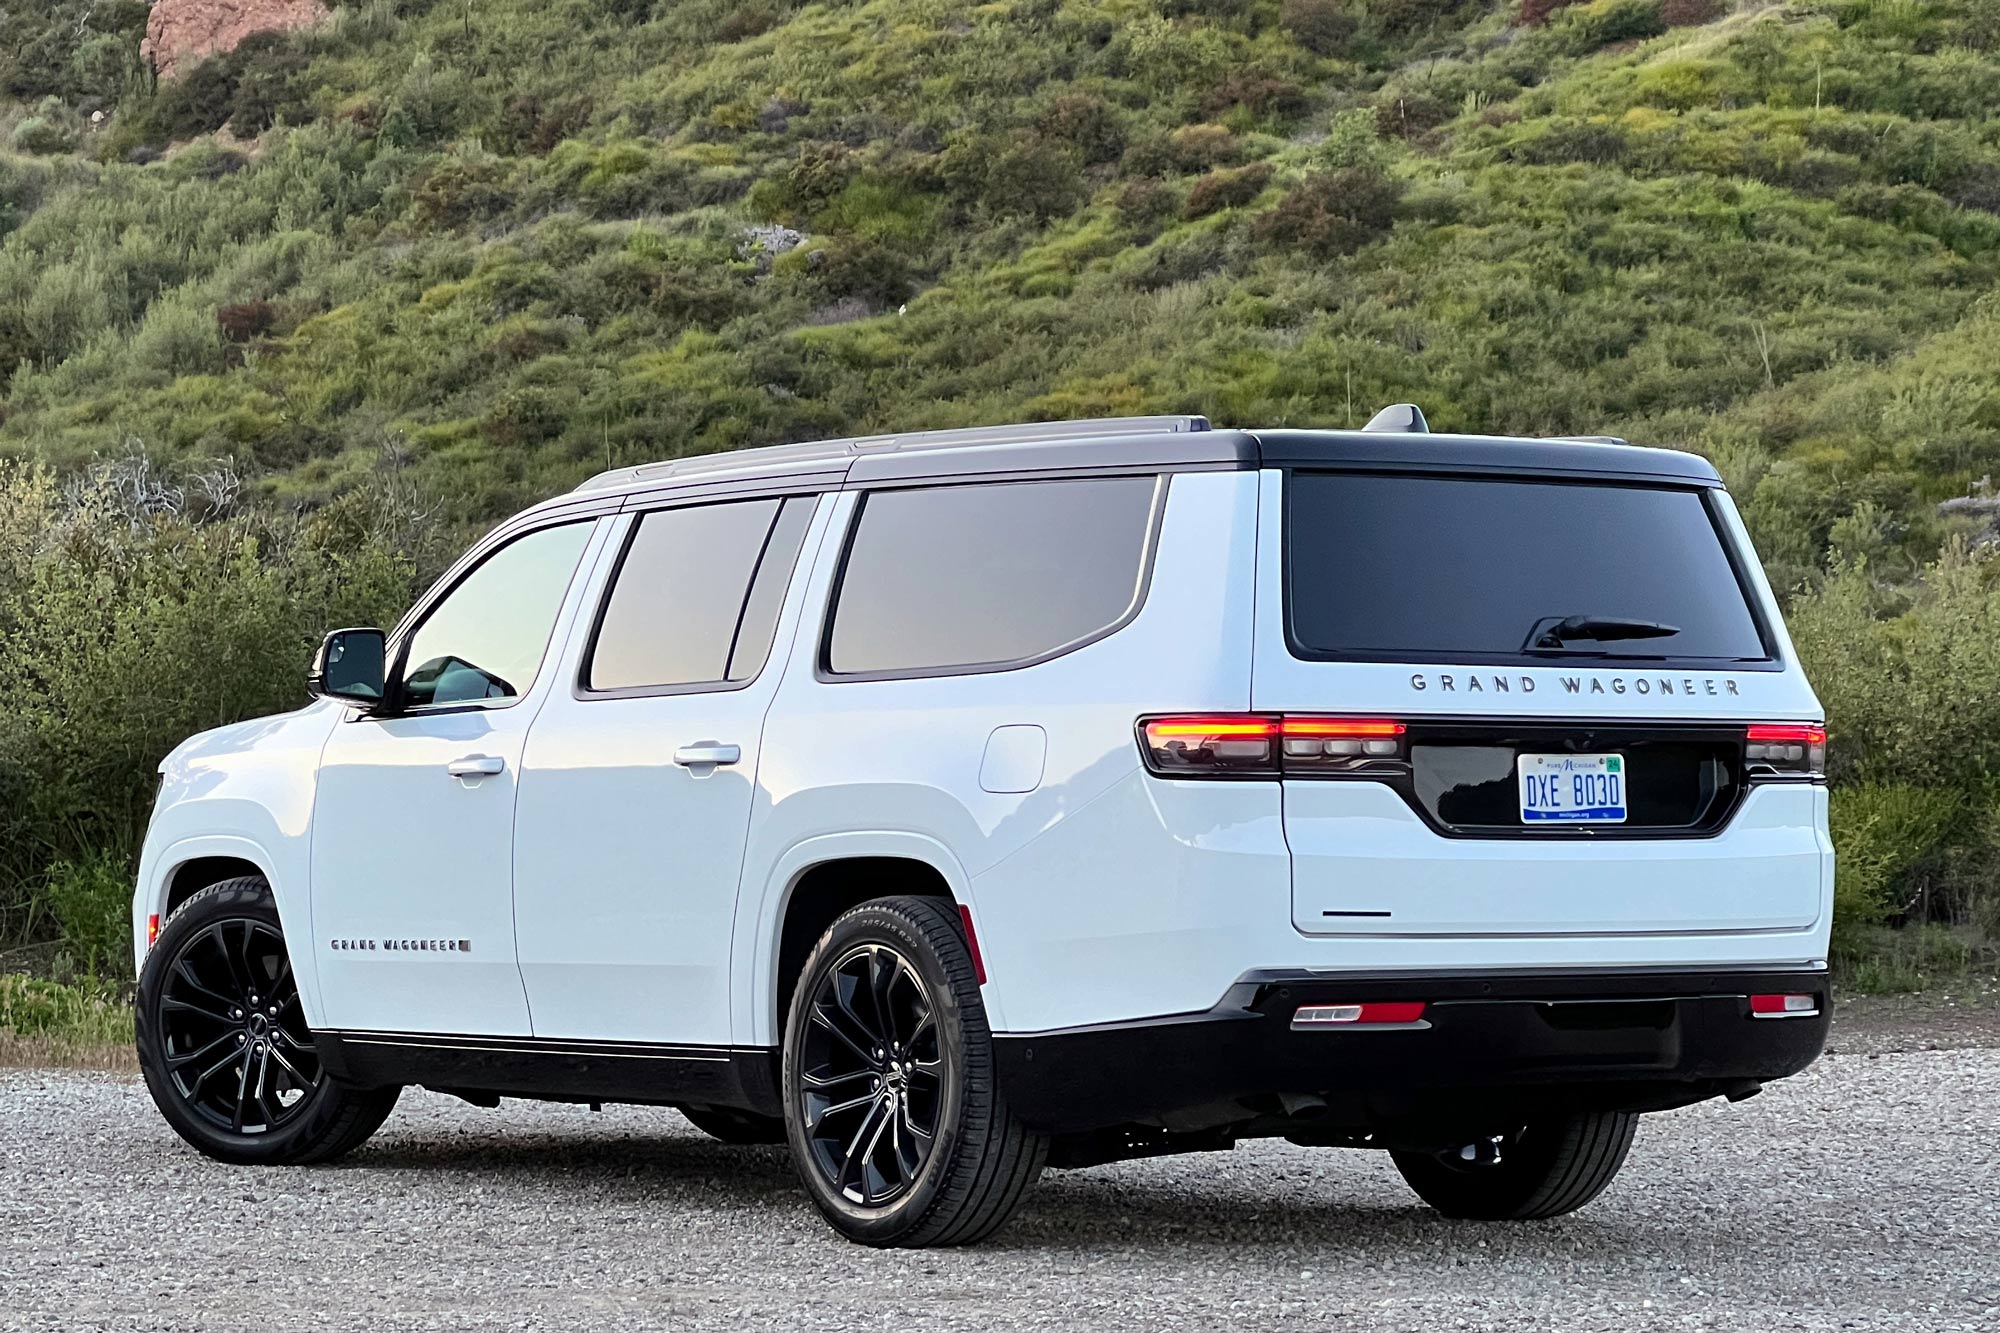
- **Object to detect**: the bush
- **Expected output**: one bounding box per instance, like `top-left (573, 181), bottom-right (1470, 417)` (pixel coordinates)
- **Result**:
top-left (1282, 0), bottom-right (1358, 54)
top-left (1183, 162), bottom-right (1273, 218)
top-left (983, 139), bottom-right (1087, 221)
top-left (228, 31), bottom-right (314, 135)
top-left (1549, 0), bottom-right (1666, 52)
top-left (1659, 0), bottom-right (1722, 26)
top-left (1519, 0), bottom-right (1581, 24)
top-left (1251, 167), bottom-right (1402, 256)
top-left (0, 974), bottom-right (130, 1045)
top-left (0, 463), bottom-right (422, 949)
top-left (37, 853), bottom-right (133, 976)
top-left (1037, 94), bottom-right (1126, 166)
top-left (1828, 784), bottom-right (1967, 928)
top-left (10, 115), bottom-right (75, 155)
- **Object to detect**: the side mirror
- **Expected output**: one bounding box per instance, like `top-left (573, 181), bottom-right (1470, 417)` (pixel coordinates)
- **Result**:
top-left (309, 628), bottom-right (388, 707)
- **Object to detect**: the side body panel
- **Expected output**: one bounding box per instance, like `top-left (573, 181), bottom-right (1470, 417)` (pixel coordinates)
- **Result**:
top-left (737, 471), bottom-right (1266, 1045)
top-left (308, 519), bottom-right (612, 1037)
top-left (133, 705), bottom-right (344, 1024)
top-left (512, 499), bottom-right (834, 1044)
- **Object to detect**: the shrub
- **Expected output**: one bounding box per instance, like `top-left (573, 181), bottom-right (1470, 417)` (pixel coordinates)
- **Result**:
top-left (1183, 162), bottom-right (1273, 218)
top-left (1659, 0), bottom-right (1722, 25)
top-left (228, 31), bottom-right (313, 135)
top-left (1201, 75), bottom-right (1312, 124)
top-left (1549, 0), bottom-right (1666, 52)
top-left (10, 115), bottom-right (75, 155)
top-left (1251, 166), bottom-right (1402, 256)
top-left (1371, 0), bottom-right (1465, 36)
top-left (1037, 94), bottom-right (1126, 166)
top-left (37, 853), bottom-right (133, 976)
top-left (1282, 0), bottom-right (1358, 54)
top-left (1115, 178), bottom-right (1179, 230)
top-left (1169, 123), bottom-right (1243, 170)
top-left (808, 239), bottom-right (913, 308)
top-left (984, 139), bottom-right (1088, 221)
top-left (1375, 92), bottom-right (1454, 140)
top-left (217, 301), bottom-right (279, 342)
top-left (1518, 0), bottom-right (1580, 24)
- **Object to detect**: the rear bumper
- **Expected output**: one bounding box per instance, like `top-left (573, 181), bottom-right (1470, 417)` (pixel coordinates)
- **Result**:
top-left (993, 969), bottom-right (1830, 1135)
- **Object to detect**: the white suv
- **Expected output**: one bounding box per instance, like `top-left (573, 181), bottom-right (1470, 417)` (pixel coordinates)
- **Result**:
top-left (132, 411), bottom-right (1833, 1246)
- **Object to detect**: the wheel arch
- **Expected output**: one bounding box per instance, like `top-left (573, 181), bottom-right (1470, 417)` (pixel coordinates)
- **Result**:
top-left (134, 834), bottom-right (323, 1024)
top-left (739, 832), bottom-right (993, 1047)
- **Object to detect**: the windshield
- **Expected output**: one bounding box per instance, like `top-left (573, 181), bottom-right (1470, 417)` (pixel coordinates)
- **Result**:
top-left (1285, 472), bottom-right (1770, 664)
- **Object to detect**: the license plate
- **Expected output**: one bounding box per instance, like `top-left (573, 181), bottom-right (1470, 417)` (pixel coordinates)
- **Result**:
top-left (1518, 753), bottom-right (1627, 824)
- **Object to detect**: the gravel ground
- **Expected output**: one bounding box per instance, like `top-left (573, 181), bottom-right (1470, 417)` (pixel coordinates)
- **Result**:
top-left (2, 1026), bottom-right (1996, 1332)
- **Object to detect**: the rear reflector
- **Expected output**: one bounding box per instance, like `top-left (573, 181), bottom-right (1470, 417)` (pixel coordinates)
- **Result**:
top-left (957, 904), bottom-right (987, 986)
top-left (146, 913), bottom-right (160, 950)
top-left (1749, 993), bottom-right (1819, 1018)
top-left (1293, 1001), bottom-right (1429, 1028)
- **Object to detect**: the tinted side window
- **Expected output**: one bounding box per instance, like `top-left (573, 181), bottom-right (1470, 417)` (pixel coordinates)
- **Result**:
top-left (827, 477), bottom-right (1159, 677)
top-left (586, 496), bottom-right (813, 692)
top-left (400, 522), bottom-right (594, 708)
top-left (1286, 472), bottom-right (1769, 663)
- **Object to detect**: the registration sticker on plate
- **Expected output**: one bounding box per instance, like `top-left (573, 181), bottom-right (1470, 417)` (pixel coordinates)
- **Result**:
top-left (1518, 753), bottom-right (1627, 824)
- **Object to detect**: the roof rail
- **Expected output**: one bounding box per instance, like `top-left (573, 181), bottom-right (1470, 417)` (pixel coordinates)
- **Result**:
top-left (574, 415), bottom-right (1212, 492)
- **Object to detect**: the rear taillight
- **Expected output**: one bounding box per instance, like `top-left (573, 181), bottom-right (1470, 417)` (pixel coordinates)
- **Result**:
top-left (1745, 724), bottom-right (1826, 779)
top-left (1138, 715), bottom-right (1408, 778)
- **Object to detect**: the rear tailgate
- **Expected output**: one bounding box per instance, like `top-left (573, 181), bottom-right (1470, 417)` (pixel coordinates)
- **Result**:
top-left (1252, 465), bottom-right (1828, 940)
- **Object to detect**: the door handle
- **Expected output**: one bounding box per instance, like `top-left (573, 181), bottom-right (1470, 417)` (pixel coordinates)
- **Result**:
top-left (673, 742), bottom-right (741, 768)
top-left (446, 755), bottom-right (506, 779)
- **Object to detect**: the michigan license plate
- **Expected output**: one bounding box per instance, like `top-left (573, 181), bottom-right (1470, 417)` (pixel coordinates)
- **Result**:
top-left (1518, 753), bottom-right (1627, 824)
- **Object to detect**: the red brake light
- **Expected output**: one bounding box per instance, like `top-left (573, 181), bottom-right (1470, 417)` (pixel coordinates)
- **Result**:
top-left (1139, 716), bottom-right (1410, 777)
top-left (1745, 724), bottom-right (1826, 778)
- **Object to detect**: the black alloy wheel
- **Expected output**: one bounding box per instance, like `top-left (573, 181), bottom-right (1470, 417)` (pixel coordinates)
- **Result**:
top-left (781, 895), bottom-right (1046, 1247)
top-left (158, 917), bottom-right (319, 1135)
top-left (797, 941), bottom-right (946, 1205)
top-left (137, 877), bottom-right (401, 1165)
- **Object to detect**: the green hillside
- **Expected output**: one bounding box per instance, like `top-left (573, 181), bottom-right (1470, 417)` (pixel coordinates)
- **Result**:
top-left (1, 0), bottom-right (1997, 989)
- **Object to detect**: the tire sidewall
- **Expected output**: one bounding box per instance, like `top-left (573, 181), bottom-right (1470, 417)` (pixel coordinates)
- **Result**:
top-left (136, 878), bottom-right (350, 1166)
top-left (781, 901), bottom-right (978, 1244)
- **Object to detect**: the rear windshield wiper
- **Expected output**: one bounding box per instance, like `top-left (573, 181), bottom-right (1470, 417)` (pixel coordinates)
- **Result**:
top-left (1524, 615), bottom-right (1682, 652)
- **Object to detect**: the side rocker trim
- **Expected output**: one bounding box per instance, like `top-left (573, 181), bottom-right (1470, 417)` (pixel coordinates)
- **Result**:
top-left (317, 1030), bottom-right (783, 1116)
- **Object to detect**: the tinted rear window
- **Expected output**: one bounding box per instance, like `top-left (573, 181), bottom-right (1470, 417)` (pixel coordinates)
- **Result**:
top-left (1286, 472), bottom-right (1769, 663)
top-left (827, 477), bottom-right (1159, 676)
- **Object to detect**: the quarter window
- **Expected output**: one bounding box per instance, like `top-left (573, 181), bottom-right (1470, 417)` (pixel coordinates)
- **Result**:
top-left (826, 477), bottom-right (1160, 677)
top-left (585, 496), bottom-right (814, 693)
top-left (399, 521), bottom-right (594, 708)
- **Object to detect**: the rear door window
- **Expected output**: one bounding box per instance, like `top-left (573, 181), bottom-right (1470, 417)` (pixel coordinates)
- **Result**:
top-left (1286, 472), bottom-right (1769, 665)
top-left (585, 496), bottom-right (813, 693)
top-left (826, 477), bottom-right (1161, 677)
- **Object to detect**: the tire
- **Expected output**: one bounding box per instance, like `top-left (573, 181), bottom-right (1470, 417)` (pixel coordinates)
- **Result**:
top-left (781, 895), bottom-right (1047, 1247)
top-left (1391, 1110), bottom-right (1638, 1221)
top-left (136, 876), bottom-right (400, 1166)
top-left (681, 1105), bottom-right (786, 1145)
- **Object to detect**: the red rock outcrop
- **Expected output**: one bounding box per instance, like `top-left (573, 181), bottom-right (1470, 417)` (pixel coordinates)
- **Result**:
top-left (141, 0), bottom-right (329, 81)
